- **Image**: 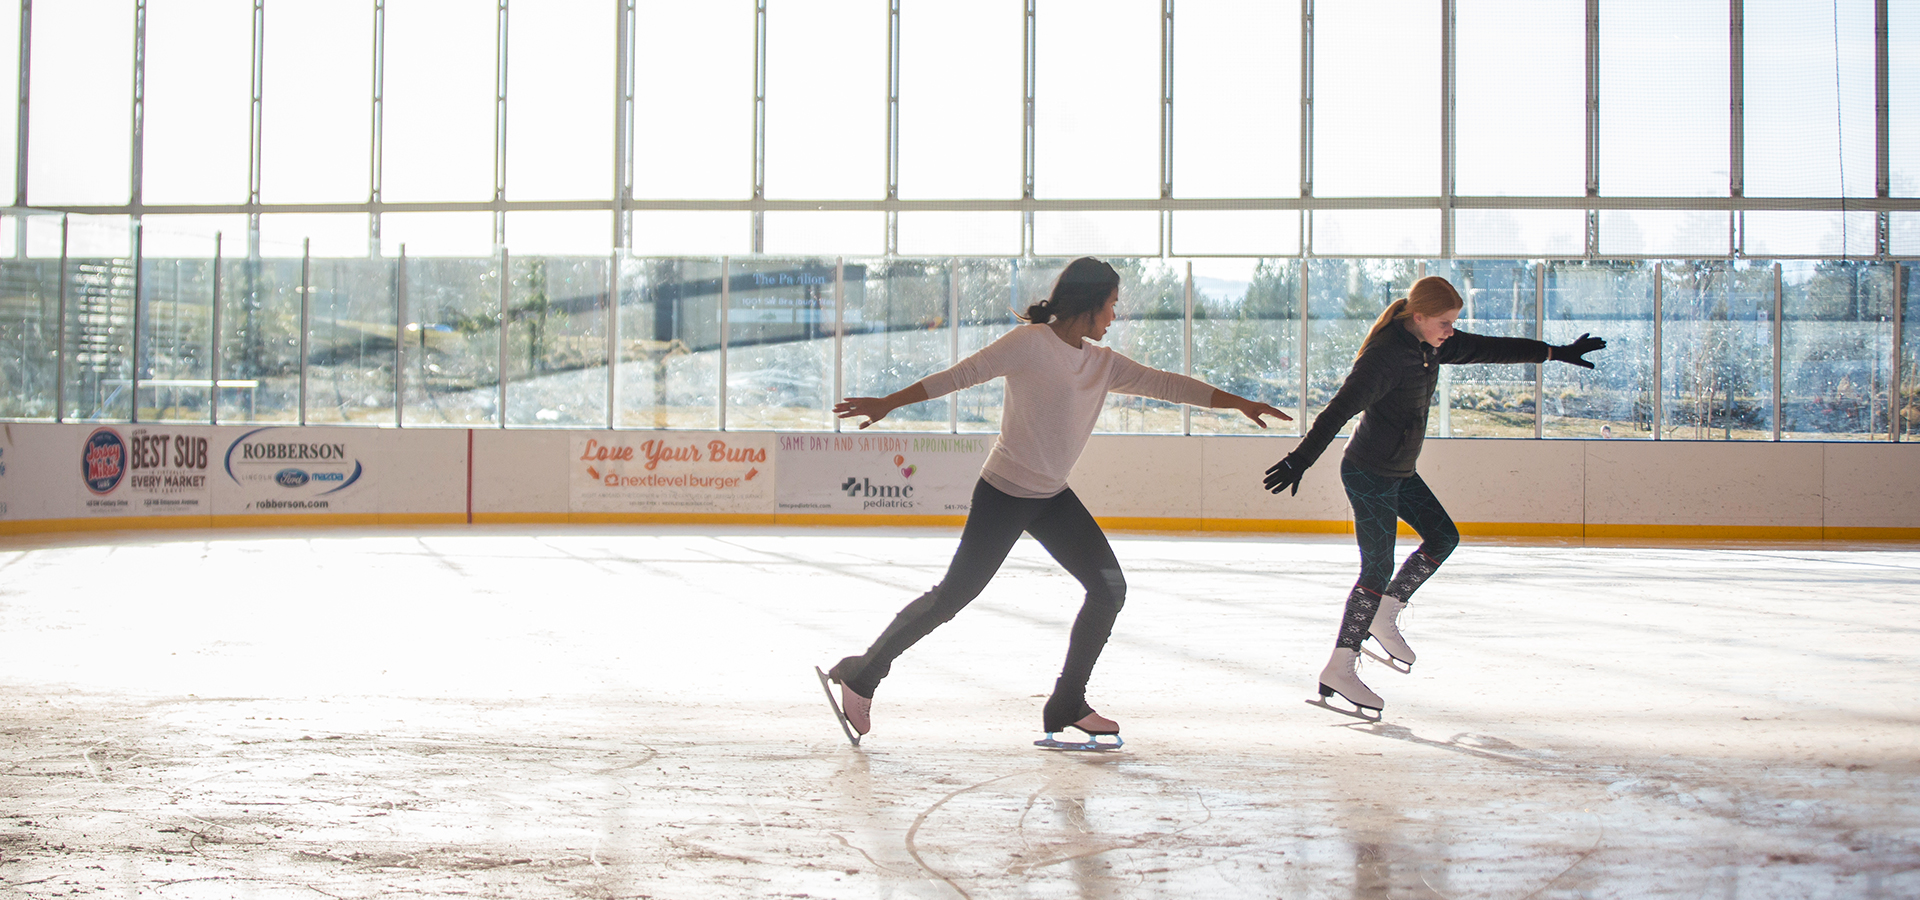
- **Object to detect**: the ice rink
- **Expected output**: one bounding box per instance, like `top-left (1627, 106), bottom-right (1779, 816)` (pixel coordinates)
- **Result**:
top-left (1, 525), bottom-right (1915, 898)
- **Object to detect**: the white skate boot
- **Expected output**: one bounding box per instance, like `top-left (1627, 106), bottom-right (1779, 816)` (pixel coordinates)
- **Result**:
top-left (1311, 648), bottom-right (1383, 720)
top-left (1366, 597), bottom-right (1416, 673)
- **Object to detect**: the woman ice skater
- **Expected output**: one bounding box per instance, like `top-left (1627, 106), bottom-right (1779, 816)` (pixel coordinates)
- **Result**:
top-left (1263, 275), bottom-right (1606, 718)
top-left (820, 256), bottom-right (1289, 750)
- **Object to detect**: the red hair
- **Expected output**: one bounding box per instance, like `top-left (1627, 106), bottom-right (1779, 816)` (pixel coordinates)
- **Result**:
top-left (1356, 275), bottom-right (1464, 360)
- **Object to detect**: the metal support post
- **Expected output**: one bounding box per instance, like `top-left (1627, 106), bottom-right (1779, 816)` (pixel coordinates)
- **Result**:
top-left (832, 258), bottom-right (844, 431)
top-left (1772, 262), bottom-right (1783, 440)
top-left (497, 247), bottom-right (509, 426)
top-left (298, 238), bottom-right (310, 426)
top-left (131, 220), bottom-right (144, 422)
top-left (395, 244), bottom-right (406, 426)
top-left (55, 215), bottom-right (65, 421)
top-left (1535, 262), bottom-right (1545, 438)
top-left (1651, 261), bottom-right (1662, 438)
top-left (718, 256), bottom-right (730, 429)
top-left (211, 232), bottom-right (223, 425)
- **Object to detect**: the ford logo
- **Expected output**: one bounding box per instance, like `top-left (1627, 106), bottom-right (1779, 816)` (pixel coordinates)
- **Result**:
top-left (275, 468), bottom-right (309, 488)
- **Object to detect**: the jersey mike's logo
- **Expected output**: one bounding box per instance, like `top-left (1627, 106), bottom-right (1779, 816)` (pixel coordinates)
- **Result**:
top-left (83, 427), bottom-right (127, 495)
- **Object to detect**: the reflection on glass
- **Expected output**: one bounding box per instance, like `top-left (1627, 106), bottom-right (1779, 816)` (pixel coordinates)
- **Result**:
top-left (304, 259), bottom-right (397, 425)
top-left (1191, 258), bottom-right (1300, 435)
top-left (725, 258), bottom-right (838, 431)
top-left (1426, 260), bottom-right (1537, 438)
top-left (1097, 259), bottom-right (1185, 434)
top-left (504, 256), bottom-right (609, 427)
top-left (617, 257), bottom-right (721, 430)
top-left (954, 259), bottom-right (1020, 434)
top-left (842, 259), bottom-right (951, 432)
top-left (217, 259), bottom-right (302, 424)
top-left (63, 253), bottom-right (137, 421)
top-left (1543, 261), bottom-right (1653, 438)
top-left (1780, 260), bottom-right (1894, 440)
top-left (401, 257), bottom-right (500, 426)
top-left (1902, 264), bottom-right (1918, 440)
top-left (0, 260), bottom-right (62, 418)
top-left (139, 258), bottom-right (215, 422)
top-left (1660, 261), bottom-right (1774, 440)
top-left (1305, 259), bottom-right (1419, 431)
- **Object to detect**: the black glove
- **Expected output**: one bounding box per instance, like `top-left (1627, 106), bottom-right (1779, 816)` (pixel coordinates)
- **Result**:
top-left (1550, 333), bottom-right (1607, 369)
top-left (1264, 456), bottom-right (1306, 496)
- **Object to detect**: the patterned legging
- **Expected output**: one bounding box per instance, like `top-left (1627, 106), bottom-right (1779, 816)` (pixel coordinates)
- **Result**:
top-left (1335, 460), bottom-right (1460, 650)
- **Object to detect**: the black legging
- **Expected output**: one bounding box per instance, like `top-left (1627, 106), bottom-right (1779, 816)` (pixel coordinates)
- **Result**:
top-left (833, 478), bottom-right (1126, 732)
top-left (1335, 460), bottom-right (1460, 650)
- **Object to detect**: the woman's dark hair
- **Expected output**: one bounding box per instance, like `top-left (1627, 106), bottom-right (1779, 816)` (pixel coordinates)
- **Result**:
top-left (1023, 257), bottom-right (1119, 324)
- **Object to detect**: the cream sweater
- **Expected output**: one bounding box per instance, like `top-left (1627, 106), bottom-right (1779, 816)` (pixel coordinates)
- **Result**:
top-left (919, 324), bottom-right (1216, 498)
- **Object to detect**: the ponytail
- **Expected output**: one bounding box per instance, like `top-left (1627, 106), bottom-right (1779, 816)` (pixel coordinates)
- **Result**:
top-left (1354, 275), bottom-right (1464, 361)
top-left (1022, 257), bottom-right (1120, 325)
top-left (1355, 298), bottom-right (1411, 361)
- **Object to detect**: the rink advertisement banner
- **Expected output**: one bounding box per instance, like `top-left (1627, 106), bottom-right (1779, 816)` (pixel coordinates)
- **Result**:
top-left (78, 426), bottom-right (216, 517)
top-left (222, 427), bottom-right (377, 515)
top-left (569, 432), bottom-right (775, 514)
top-left (775, 433), bottom-right (990, 515)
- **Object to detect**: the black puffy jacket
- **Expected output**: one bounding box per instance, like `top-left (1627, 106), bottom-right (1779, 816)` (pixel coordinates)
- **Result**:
top-left (1290, 321), bottom-right (1548, 478)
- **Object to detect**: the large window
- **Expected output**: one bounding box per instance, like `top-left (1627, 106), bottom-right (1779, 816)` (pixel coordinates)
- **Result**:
top-left (260, 2), bottom-right (372, 205)
top-left (1190, 258), bottom-right (1300, 435)
top-left (0, 4), bottom-right (1908, 442)
top-left (1305, 259), bottom-right (1419, 430)
top-left (1543, 261), bottom-right (1653, 439)
top-left (617, 257), bottom-right (722, 431)
top-left (1427, 260), bottom-right (1539, 438)
top-left (1780, 261), bottom-right (1895, 440)
top-left (1660, 260), bottom-right (1774, 440)
top-left (842, 260), bottom-right (952, 432)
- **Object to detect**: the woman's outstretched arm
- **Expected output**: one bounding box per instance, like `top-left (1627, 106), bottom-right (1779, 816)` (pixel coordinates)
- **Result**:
top-left (834, 382), bottom-right (931, 429)
top-left (1208, 389), bottom-right (1292, 427)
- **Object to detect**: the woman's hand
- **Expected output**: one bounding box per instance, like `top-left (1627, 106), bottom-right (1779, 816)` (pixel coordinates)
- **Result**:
top-left (1213, 390), bottom-right (1293, 428)
top-left (834, 396), bottom-right (897, 429)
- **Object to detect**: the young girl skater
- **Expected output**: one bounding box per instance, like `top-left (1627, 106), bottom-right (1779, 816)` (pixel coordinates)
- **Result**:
top-left (1263, 275), bottom-right (1606, 718)
top-left (821, 257), bottom-right (1289, 750)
